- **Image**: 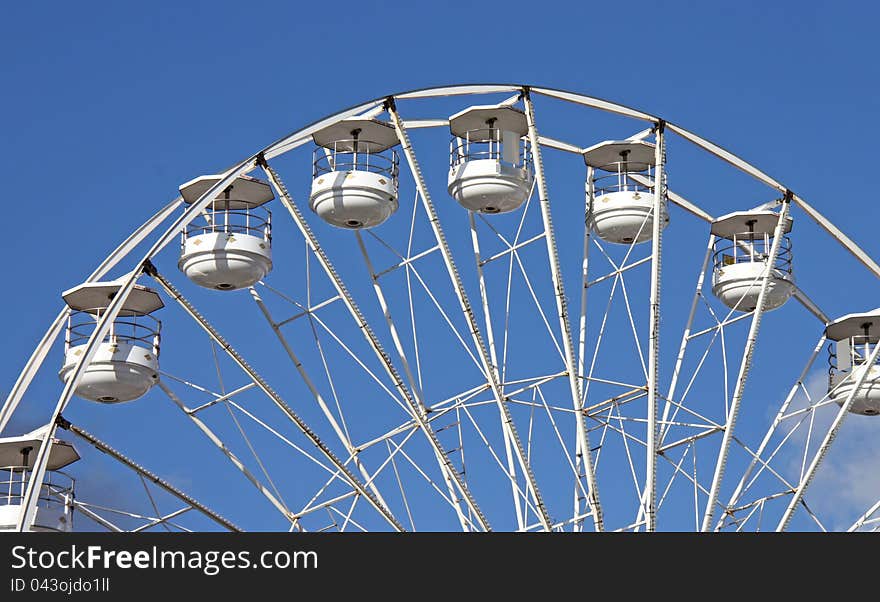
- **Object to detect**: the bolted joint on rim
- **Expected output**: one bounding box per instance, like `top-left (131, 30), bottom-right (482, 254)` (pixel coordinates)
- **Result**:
top-left (142, 260), bottom-right (158, 278)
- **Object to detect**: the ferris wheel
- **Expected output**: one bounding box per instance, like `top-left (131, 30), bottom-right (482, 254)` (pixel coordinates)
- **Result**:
top-left (3, 84), bottom-right (880, 533)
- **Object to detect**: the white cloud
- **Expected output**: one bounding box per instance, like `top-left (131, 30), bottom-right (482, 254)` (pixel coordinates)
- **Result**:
top-left (783, 369), bottom-right (880, 530)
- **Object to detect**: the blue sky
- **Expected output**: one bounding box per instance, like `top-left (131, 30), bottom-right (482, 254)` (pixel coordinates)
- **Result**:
top-left (1, 1), bottom-right (879, 531)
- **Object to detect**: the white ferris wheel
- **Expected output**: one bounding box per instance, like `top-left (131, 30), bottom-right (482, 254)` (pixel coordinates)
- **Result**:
top-left (3, 84), bottom-right (880, 533)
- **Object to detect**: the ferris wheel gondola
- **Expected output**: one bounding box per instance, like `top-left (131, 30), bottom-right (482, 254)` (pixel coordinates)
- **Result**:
top-left (3, 84), bottom-right (879, 534)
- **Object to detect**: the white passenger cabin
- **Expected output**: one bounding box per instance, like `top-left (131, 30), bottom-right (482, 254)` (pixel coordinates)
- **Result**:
top-left (447, 105), bottom-right (534, 214)
top-left (0, 427), bottom-right (78, 532)
top-left (583, 140), bottom-right (667, 244)
top-left (59, 280), bottom-right (163, 403)
top-left (710, 210), bottom-right (794, 312)
top-left (310, 118), bottom-right (400, 229)
top-left (826, 310), bottom-right (880, 415)
top-left (178, 174), bottom-right (274, 290)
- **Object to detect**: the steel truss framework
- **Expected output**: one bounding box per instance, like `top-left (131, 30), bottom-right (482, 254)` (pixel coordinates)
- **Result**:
top-left (3, 84), bottom-right (879, 532)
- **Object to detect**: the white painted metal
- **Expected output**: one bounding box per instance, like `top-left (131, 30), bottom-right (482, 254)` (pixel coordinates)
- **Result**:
top-left (0, 485), bottom-right (74, 532)
top-left (395, 84), bottom-right (522, 100)
top-left (665, 123), bottom-right (786, 194)
top-left (179, 174), bottom-right (274, 208)
top-left (60, 342), bottom-right (158, 403)
top-left (0, 197), bottom-right (181, 436)
top-left (388, 98), bottom-right (554, 531)
top-left (660, 235), bottom-right (716, 444)
top-left (849, 497), bottom-right (880, 532)
top-left (826, 311), bottom-right (880, 415)
top-left (248, 288), bottom-right (394, 513)
top-left (263, 100), bottom-right (387, 160)
top-left (627, 128), bottom-right (655, 141)
top-left (663, 120), bottom-right (880, 280)
top-left (309, 119), bottom-right (400, 229)
top-left (146, 266), bottom-right (407, 532)
top-left (523, 90), bottom-right (603, 531)
top-left (588, 190), bottom-right (667, 244)
top-left (573, 166), bottom-right (594, 531)
top-left (711, 210), bottom-right (792, 239)
top-left (9, 83), bottom-right (880, 533)
top-left (260, 161), bottom-right (491, 531)
top-left (179, 231), bottom-right (272, 290)
top-left (311, 170), bottom-right (398, 229)
top-left (628, 174), bottom-right (714, 223)
top-left (644, 123), bottom-right (665, 532)
top-left (62, 281), bottom-right (164, 316)
top-left (712, 261), bottom-right (795, 312)
top-left (448, 159), bottom-right (533, 214)
top-left (354, 232), bottom-right (474, 531)
top-left (531, 87), bottom-right (657, 122)
top-left (825, 309), bottom-right (880, 341)
top-left (792, 286), bottom-right (830, 325)
top-left (60, 280), bottom-right (162, 403)
top-left (0, 428), bottom-right (78, 470)
top-left (701, 199), bottom-right (792, 531)
top-left (257, 84), bottom-right (879, 285)
top-left (829, 363), bottom-right (880, 415)
top-left (20, 154), bottom-right (271, 530)
top-left (711, 210), bottom-right (795, 311)
top-left (537, 135), bottom-right (582, 154)
top-left (583, 140), bottom-right (655, 170)
top-left (178, 172), bottom-right (274, 290)
top-left (467, 212), bottom-right (527, 530)
top-left (158, 381), bottom-right (295, 524)
top-left (14, 93), bottom-right (422, 531)
top-left (448, 105), bottom-right (528, 139)
top-left (313, 118), bottom-right (399, 152)
top-left (63, 421), bottom-right (241, 531)
top-left (585, 140), bottom-right (667, 245)
top-left (402, 119), bottom-right (449, 129)
top-left (791, 194), bottom-right (880, 280)
top-left (447, 104), bottom-right (534, 215)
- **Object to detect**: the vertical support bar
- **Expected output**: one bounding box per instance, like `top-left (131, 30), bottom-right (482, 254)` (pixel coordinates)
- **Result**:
top-left (644, 121), bottom-right (666, 532)
top-left (701, 197), bottom-right (792, 531)
top-left (572, 166), bottom-right (594, 532)
top-left (258, 159), bottom-right (490, 532)
top-left (468, 212), bottom-right (526, 531)
top-left (660, 235), bottom-right (715, 443)
top-left (578, 168), bottom-right (595, 388)
top-left (387, 97), bottom-right (554, 531)
top-left (635, 233), bottom-right (711, 528)
top-left (776, 338), bottom-right (880, 531)
top-left (523, 89), bottom-right (603, 531)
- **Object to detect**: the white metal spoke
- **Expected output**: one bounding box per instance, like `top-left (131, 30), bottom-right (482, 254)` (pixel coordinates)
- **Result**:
top-left (147, 267), bottom-right (405, 531)
top-left (159, 381), bottom-right (294, 523)
top-left (354, 230), bottom-right (474, 531)
top-left (10, 83), bottom-right (880, 534)
top-left (389, 97), bottom-right (554, 531)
